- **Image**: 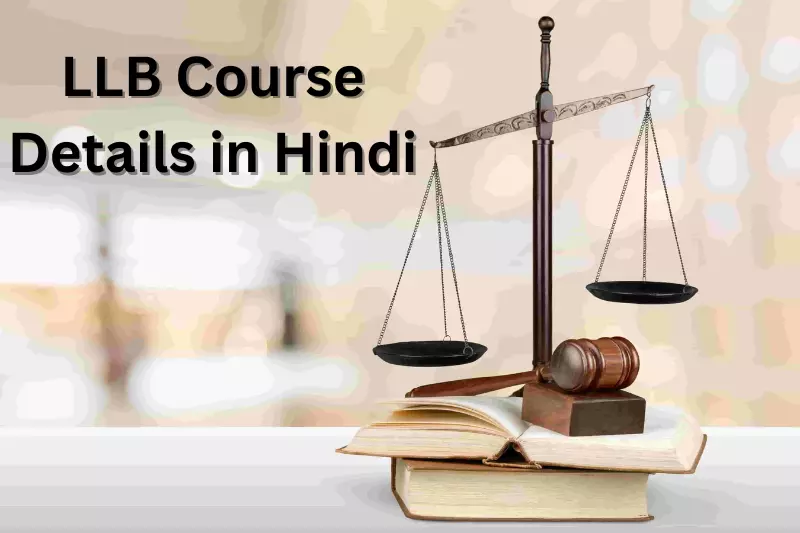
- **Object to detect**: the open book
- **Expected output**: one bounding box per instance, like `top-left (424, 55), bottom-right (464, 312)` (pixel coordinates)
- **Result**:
top-left (339, 396), bottom-right (706, 473)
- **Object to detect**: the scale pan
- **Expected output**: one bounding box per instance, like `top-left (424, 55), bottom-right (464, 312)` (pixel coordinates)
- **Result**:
top-left (372, 341), bottom-right (487, 367)
top-left (586, 281), bottom-right (698, 304)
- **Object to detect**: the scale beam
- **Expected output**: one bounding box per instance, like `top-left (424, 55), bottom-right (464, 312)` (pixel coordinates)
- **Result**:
top-left (430, 85), bottom-right (654, 149)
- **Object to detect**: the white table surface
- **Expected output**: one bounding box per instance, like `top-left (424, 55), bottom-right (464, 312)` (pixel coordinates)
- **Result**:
top-left (0, 427), bottom-right (796, 532)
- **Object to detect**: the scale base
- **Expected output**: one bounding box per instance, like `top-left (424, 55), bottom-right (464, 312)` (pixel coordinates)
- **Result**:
top-left (521, 382), bottom-right (645, 436)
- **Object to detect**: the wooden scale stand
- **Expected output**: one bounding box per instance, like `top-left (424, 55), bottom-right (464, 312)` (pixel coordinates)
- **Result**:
top-left (375, 16), bottom-right (697, 437)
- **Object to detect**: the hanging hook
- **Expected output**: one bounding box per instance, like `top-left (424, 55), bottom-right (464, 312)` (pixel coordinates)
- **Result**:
top-left (645, 85), bottom-right (653, 110)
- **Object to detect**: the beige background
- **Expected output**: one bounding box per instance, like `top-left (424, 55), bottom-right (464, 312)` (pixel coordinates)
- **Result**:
top-left (0, 0), bottom-right (798, 427)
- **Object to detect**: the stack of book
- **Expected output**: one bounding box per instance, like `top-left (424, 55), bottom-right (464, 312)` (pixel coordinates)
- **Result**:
top-left (338, 396), bottom-right (706, 522)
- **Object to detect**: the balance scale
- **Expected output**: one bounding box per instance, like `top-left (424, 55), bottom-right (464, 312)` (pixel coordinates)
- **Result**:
top-left (371, 16), bottom-right (699, 436)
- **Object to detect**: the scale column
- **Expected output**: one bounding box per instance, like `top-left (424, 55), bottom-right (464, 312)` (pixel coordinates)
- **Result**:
top-left (533, 140), bottom-right (552, 369)
top-left (533, 16), bottom-right (555, 370)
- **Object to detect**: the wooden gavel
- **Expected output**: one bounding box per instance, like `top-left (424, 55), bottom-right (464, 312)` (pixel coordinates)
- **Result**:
top-left (406, 336), bottom-right (640, 398)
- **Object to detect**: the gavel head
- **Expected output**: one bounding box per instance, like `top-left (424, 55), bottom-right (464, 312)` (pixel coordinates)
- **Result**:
top-left (548, 337), bottom-right (640, 394)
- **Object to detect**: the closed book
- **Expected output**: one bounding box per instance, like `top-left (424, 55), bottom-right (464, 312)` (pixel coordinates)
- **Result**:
top-left (392, 458), bottom-right (653, 522)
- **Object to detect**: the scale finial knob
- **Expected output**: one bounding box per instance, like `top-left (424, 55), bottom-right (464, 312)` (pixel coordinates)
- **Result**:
top-left (536, 15), bottom-right (555, 140)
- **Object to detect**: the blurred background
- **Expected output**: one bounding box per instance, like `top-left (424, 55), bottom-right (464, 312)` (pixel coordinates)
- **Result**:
top-left (0, 0), bottom-right (798, 427)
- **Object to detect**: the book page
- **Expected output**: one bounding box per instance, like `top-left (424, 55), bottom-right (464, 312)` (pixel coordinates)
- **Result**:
top-left (518, 405), bottom-right (703, 471)
top-left (376, 409), bottom-right (509, 436)
top-left (383, 396), bottom-right (529, 439)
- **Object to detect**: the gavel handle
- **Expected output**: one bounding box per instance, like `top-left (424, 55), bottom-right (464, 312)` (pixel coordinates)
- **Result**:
top-left (405, 370), bottom-right (542, 398)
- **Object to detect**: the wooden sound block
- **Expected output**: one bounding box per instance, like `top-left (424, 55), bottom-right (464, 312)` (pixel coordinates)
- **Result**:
top-left (521, 382), bottom-right (646, 436)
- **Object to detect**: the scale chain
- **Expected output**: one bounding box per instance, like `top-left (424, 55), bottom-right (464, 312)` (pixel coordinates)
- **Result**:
top-left (377, 157), bottom-right (471, 350)
top-left (595, 101), bottom-right (690, 287)
top-left (643, 110), bottom-right (650, 282)
top-left (649, 116), bottom-right (689, 286)
top-left (376, 163), bottom-right (437, 346)
top-left (434, 162), bottom-right (470, 349)
top-left (434, 163), bottom-right (449, 340)
top-left (594, 107), bottom-right (650, 283)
